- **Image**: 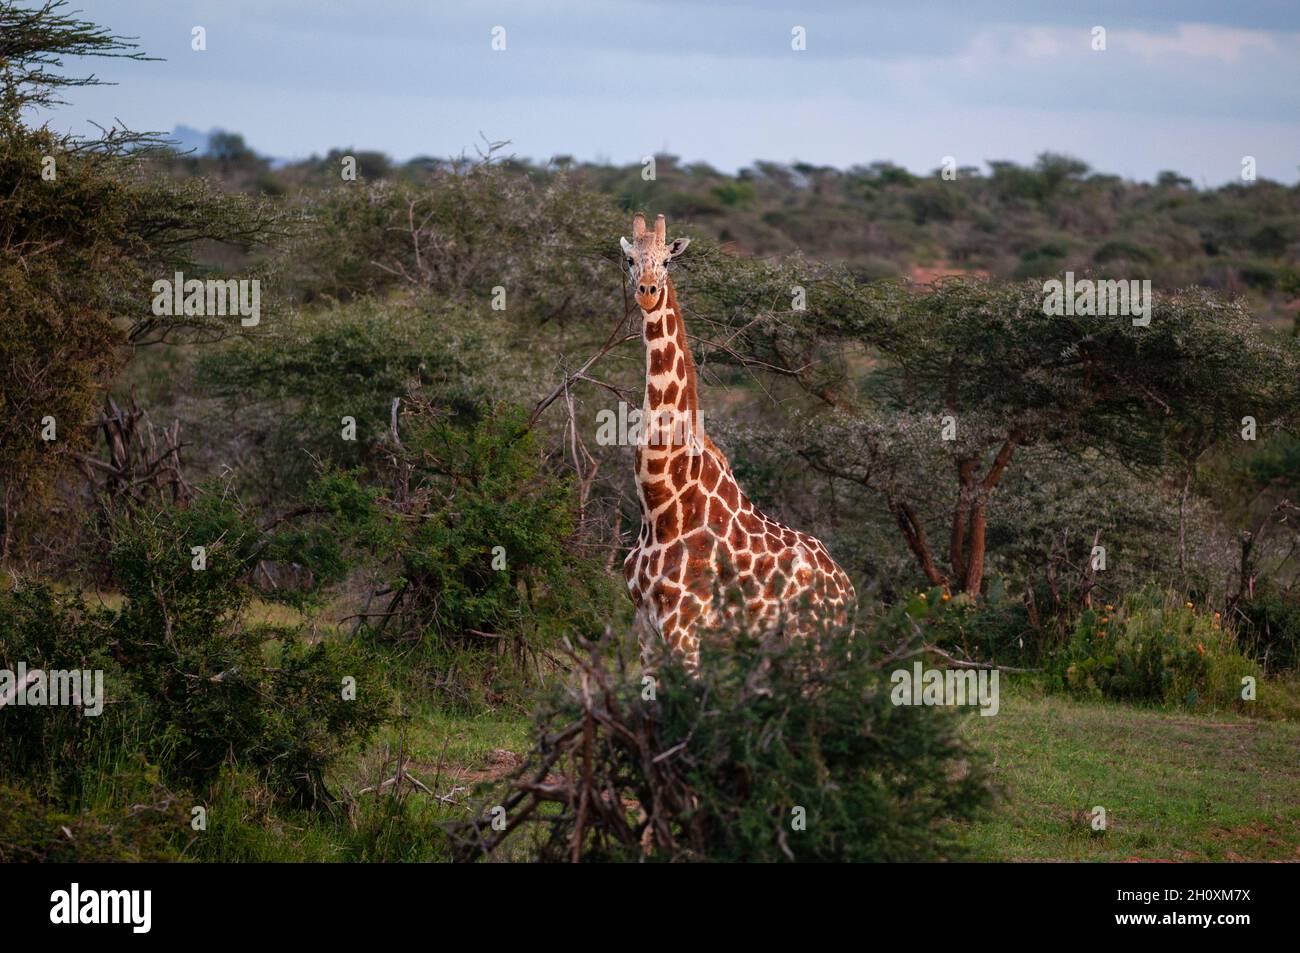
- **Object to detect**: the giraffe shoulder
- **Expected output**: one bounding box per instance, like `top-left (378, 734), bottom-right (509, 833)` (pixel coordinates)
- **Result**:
top-left (702, 435), bottom-right (733, 475)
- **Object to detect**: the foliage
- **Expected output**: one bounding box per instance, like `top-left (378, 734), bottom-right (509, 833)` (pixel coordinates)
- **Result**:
top-left (280, 152), bottom-right (624, 323)
top-left (370, 400), bottom-right (623, 698)
top-left (915, 588), bottom-right (1036, 665)
top-left (275, 147), bottom-right (1300, 331)
top-left (780, 278), bottom-right (1300, 596)
top-left (0, 475), bottom-right (392, 825)
top-left (196, 298), bottom-right (494, 495)
top-left (1232, 581), bottom-right (1300, 673)
top-left (181, 762), bottom-right (455, 862)
top-left (1058, 590), bottom-right (1260, 711)
top-left (1236, 432), bottom-right (1300, 492)
top-left (0, 0), bottom-right (288, 565)
top-left (0, 0), bottom-right (152, 110)
top-left (450, 611), bottom-right (991, 862)
top-left (102, 483), bottom-right (391, 803)
top-left (0, 586), bottom-right (126, 795)
top-left (9, 0), bottom-right (1300, 867)
top-left (0, 781), bottom-right (185, 862)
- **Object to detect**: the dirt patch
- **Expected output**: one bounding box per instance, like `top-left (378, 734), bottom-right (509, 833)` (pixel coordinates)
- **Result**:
top-left (907, 264), bottom-right (989, 286)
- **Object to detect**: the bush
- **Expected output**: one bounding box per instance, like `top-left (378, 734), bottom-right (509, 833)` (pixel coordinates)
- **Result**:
top-left (102, 488), bottom-right (392, 805)
top-left (1236, 433), bottom-right (1300, 490)
top-left (196, 299), bottom-right (493, 495)
top-left (711, 181), bottom-right (756, 208)
top-left (1092, 239), bottom-right (1155, 265)
top-left (0, 5), bottom-right (287, 563)
top-left (180, 762), bottom-right (455, 862)
top-left (1058, 590), bottom-right (1260, 711)
top-left (1, 478), bottom-right (393, 826)
top-left (449, 609), bottom-right (991, 862)
top-left (282, 158), bottom-right (623, 321)
top-left (1011, 243), bottom-right (1067, 279)
top-left (1232, 583), bottom-right (1300, 673)
top-left (918, 588), bottom-right (1037, 665)
top-left (372, 399), bottom-right (623, 699)
top-left (0, 782), bottom-right (185, 863)
top-left (0, 586), bottom-right (133, 799)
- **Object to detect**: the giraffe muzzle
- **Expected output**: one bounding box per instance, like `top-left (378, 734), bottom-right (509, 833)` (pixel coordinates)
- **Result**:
top-left (636, 281), bottom-right (664, 311)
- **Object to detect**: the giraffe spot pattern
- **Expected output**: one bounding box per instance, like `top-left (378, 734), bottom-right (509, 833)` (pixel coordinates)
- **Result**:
top-left (621, 245), bottom-right (856, 669)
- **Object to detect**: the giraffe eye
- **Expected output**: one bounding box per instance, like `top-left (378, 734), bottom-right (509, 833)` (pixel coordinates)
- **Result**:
top-left (626, 257), bottom-right (634, 268)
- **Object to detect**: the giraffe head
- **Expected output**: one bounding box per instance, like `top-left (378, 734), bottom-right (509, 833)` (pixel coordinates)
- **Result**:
top-left (621, 213), bottom-right (690, 312)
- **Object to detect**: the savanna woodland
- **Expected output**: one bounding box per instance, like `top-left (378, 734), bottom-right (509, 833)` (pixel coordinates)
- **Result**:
top-left (3, 2), bottom-right (1300, 863)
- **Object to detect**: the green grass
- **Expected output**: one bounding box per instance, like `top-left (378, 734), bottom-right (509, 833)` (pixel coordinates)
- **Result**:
top-left (172, 705), bottom-right (535, 863)
top-left (346, 699), bottom-right (533, 793)
top-left (185, 678), bottom-right (1300, 862)
top-left (304, 678), bottom-right (1297, 863)
top-left (45, 586), bottom-right (1300, 861)
top-left (956, 680), bottom-right (1300, 861)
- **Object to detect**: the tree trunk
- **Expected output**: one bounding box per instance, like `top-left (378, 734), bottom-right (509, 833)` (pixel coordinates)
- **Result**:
top-left (950, 458), bottom-right (976, 586)
top-left (963, 503), bottom-right (990, 595)
top-left (957, 431), bottom-right (1023, 596)
top-left (1177, 467), bottom-right (1191, 581)
top-left (891, 499), bottom-right (947, 587)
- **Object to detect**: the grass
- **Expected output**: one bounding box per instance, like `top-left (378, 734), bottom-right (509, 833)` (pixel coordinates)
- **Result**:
top-left (43, 587), bottom-right (1300, 861)
top-left (295, 676), bottom-right (1297, 863)
top-left (955, 679), bottom-right (1300, 861)
top-left (347, 699), bottom-right (533, 793)
top-left (169, 705), bottom-right (536, 863)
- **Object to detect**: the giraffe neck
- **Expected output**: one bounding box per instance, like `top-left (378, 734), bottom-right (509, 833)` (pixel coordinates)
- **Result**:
top-left (632, 278), bottom-right (740, 545)
top-left (639, 279), bottom-right (701, 456)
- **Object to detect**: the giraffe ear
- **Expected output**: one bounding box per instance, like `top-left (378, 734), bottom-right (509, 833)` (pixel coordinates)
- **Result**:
top-left (620, 236), bottom-right (634, 256)
top-left (667, 237), bottom-right (691, 260)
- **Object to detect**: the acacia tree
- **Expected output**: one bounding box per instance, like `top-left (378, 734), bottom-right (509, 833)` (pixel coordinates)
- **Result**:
top-left (814, 280), bottom-right (1299, 595)
top-left (0, 1), bottom-right (286, 564)
top-left (676, 255), bottom-right (1300, 598)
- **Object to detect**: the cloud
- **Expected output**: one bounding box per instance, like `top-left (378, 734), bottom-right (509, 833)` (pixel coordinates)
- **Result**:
top-left (1116, 23), bottom-right (1280, 61)
top-left (34, 2), bottom-right (1300, 184)
top-left (955, 21), bottom-right (1291, 66)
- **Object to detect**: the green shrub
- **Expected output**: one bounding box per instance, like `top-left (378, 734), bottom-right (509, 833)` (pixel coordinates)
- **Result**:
top-left (102, 490), bottom-right (392, 804)
top-left (0, 477), bottom-right (396, 855)
top-left (917, 588), bottom-right (1037, 665)
top-left (450, 608), bottom-right (991, 862)
top-left (711, 181), bottom-right (756, 208)
top-left (0, 586), bottom-right (133, 799)
top-left (0, 4), bottom-right (287, 564)
top-left (179, 762), bottom-right (455, 862)
top-left (1236, 433), bottom-right (1300, 490)
top-left (196, 299), bottom-right (492, 494)
top-left (3, 476), bottom-right (392, 806)
top-left (1059, 590), bottom-right (1259, 711)
top-left (374, 400), bottom-right (623, 699)
top-left (1092, 239), bottom-right (1155, 264)
top-left (1011, 243), bottom-right (1067, 279)
top-left (282, 160), bottom-right (622, 317)
top-left (0, 781), bottom-right (185, 863)
top-left (907, 180), bottom-right (966, 224)
top-left (1232, 583), bottom-right (1300, 672)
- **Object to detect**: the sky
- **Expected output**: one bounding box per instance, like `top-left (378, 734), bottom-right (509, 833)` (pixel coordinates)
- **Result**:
top-left (34, 0), bottom-right (1300, 185)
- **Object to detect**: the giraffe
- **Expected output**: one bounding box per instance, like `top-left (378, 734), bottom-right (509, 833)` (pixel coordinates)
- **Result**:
top-left (620, 213), bottom-right (855, 669)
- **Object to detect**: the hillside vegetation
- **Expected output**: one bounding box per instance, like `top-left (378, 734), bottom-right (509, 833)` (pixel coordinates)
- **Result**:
top-left (3, 1), bottom-right (1300, 862)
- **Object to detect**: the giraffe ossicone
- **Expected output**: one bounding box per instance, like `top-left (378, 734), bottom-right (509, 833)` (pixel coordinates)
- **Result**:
top-left (621, 213), bottom-right (856, 669)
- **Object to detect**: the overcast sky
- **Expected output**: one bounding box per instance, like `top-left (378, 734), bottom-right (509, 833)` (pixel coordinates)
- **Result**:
top-left (37, 0), bottom-right (1300, 184)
